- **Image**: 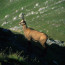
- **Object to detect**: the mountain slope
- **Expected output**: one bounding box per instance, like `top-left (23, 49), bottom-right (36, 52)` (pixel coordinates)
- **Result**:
top-left (0, 0), bottom-right (65, 41)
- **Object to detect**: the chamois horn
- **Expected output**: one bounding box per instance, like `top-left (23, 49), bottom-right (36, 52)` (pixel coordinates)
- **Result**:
top-left (21, 13), bottom-right (25, 21)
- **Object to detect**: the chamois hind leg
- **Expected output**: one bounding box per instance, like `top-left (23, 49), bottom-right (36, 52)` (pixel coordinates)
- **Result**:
top-left (39, 39), bottom-right (47, 56)
top-left (40, 39), bottom-right (46, 48)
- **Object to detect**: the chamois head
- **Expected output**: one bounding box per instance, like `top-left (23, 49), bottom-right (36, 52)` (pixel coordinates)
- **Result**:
top-left (19, 20), bottom-right (26, 26)
top-left (19, 13), bottom-right (26, 26)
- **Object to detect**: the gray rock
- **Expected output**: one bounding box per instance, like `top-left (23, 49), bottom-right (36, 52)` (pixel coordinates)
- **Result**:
top-left (46, 38), bottom-right (65, 47)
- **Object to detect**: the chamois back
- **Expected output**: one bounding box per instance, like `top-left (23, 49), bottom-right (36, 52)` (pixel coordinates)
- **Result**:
top-left (23, 28), bottom-right (48, 48)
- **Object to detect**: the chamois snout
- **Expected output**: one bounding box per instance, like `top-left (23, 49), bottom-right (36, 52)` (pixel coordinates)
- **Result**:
top-left (19, 20), bottom-right (26, 25)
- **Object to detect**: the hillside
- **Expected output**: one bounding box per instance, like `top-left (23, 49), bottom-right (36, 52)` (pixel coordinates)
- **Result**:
top-left (0, 0), bottom-right (65, 65)
top-left (0, 0), bottom-right (65, 41)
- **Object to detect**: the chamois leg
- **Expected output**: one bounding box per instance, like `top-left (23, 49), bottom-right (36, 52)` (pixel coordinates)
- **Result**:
top-left (40, 39), bottom-right (46, 48)
top-left (40, 39), bottom-right (47, 56)
top-left (27, 37), bottom-right (32, 54)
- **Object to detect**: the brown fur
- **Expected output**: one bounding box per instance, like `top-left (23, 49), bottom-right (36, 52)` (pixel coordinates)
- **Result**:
top-left (19, 20), bottom-right (48, 48)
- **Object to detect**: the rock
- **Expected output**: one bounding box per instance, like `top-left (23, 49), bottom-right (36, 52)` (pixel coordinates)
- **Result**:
top-left (46, 38), bottom-right (65, 47)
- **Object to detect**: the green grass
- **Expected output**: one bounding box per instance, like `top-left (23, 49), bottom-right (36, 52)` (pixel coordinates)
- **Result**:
top-left (0, 51), bottom-right (28, 65)
top-left (0, 0), bottom-right (65, 41)
top-left (0, 48), bottom-right (41, 65)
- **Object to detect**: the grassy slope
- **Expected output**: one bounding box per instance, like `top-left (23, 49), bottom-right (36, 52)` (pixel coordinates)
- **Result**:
top-left (0, 0), bottom-right (65, 41)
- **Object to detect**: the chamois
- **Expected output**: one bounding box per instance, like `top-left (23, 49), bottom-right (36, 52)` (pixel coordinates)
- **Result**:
top-left (19, 19), bottom-right (48, 48)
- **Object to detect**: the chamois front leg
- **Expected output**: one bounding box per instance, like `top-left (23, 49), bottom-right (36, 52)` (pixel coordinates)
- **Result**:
top-left (26, 37), bottom-right (31, 41)
top-left (26, 37), bottom-right (33, 54)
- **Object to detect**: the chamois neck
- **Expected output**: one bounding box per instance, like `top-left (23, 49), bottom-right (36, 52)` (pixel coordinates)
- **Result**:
top-left (22, 24), bottom-right (27, 31)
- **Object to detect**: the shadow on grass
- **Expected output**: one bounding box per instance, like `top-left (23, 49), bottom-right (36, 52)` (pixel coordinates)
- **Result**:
top-left (0, 27), bottom-right (65, 65)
